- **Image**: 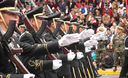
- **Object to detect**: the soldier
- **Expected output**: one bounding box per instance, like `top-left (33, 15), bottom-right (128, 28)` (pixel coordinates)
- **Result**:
top-left (95, 27), bottom-right (108, 70)
top-left (111, 26), bottom-right (126, 71)
top-left (119, 28), bottom-right (128, 78)
top-left (20, 7), bottom-right (78, 78)
top-left (0, 0), bottom-right (35, 78)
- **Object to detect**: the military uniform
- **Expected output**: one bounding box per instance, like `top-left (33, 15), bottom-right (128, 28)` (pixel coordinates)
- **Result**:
top-left (19, 31), bottom-right (61, 77)
top-left (0, 0), bottom-right (35, 78)
top-left (119, 35), bottom-right (128, 78)
top-left (113, 32), bottom-right (126, 67)
top-left (96, 40), bottom-right (107, 68)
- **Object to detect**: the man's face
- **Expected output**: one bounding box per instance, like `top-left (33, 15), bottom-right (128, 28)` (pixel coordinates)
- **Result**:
top-left (2, 12), bottom-right (19, 26)
top-left (30, 18), bottom-right (42, 31)
top-left (19, 27), bottom-right (25, 33)
top-left (0, 12), bottom-right (19, 32)
top-left (117, 29), bottom-right (122, 34)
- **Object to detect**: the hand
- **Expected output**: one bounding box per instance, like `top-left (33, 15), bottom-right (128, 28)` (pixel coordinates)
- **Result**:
top-left (52, 60), bottom-right (62, 70)
top-left (76, 52), bottom-right (84, 59)
top-left (24, 74), bottom-right (35, 78)
top-left (84, 40), bottom-right (98, 47)
top-left (59, 33), bottom-right (79, 47)
top-left (67, 51), bottom-right (76, 61)
top-left (79, 29), bottom-right (94, 40)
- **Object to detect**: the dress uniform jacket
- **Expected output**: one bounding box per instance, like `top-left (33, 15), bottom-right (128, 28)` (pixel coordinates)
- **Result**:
top-left (19, 31), bottom-right (61, 77)
top-left (119, 35), bottom-right (128, 78)
top-left (0, 39), bottom-right (24, 78)
top-left (113, 33), bottom-right (126, 53)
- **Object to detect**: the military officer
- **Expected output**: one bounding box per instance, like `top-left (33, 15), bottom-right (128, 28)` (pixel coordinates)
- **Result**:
top-left (0, 0), bottom-right (35, 78)
top-left (119, 28), bottom-right (128, 78)
top-left (95, 27), bottom-right (108, 70)
top-left (112, 26), bottom-right (126, 71)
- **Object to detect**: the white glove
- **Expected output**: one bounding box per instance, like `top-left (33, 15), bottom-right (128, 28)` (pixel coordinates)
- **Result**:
top-left (87, 29), bottom-right (95, 36)
top-left (79, 29), bottom-right (94, 40)
top-left (79, 29), bottom-right (88, 40)
top-left (76, 52), bottom-right (84, 59)
top-left (24, 74), bottom-right (35, 78)
top-left (52, 60), bottom-right (62, 70)
top-left (84, 40), bottom-right (98, 47)
top-left (59, 33), bottom-right (79, 47)
top-left (67, 51), bottom-right (76, 61)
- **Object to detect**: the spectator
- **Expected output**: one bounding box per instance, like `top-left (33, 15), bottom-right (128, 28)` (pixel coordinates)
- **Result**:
top-left (87, 16), bottom-right (98, 32)
top-left (76, 0), bottom-right (84, 8)
top-left (73, 5), bottom-right (79, 14)
top-left (86, 11), bottom-right (94, 23)
top-left (68, 10), bottom-right (77, 19)
top-left (95, 10), bottom-right (102, 20)
top-left (59, 0), bottom-right (67, 11)
top-left (112, 8), bottom-right (120, 23)
top-left (64, 5), bottom-right (70, 15)
top-left (109, 17), bottom-right (115, 27)
top-left (87, 3), bottom-right (95, 14)
top-left (94, 5), bottom-right (102, 16)
top-left (111, 26), bottom-right (126, 71)
top-left (97, 16), bottom-right (103, 27)
top-left (118, 4), bottom-right (126, 17)
top-left (50, 0), bottom-right (58, 9)
top-left (102, 11), bottom-right (110, 27)
top-left (84, 0), bottom-right (90, 8)
top-left (79, 4), bottom-right (88, 16)
top-left (97, 0), bottom-right (104, 11)
top-left (97, 23), bottom-right (107, 33)
top-left (112, 0), bottom-right (120, 10)
top-left (102, 4), bottom-right (111, 16)
top-left (122, 9), bottom-right (127, 18)
top-left (56, 6), bottom-right (61, 13)
top-left (110, 21), bottom-right (118, 34)
top-left (120, 0), bottom-right (126, 7)
top-left (104, 0), bottom-right (112, 8)
top-left (67, 0), bottom-right (76, 11)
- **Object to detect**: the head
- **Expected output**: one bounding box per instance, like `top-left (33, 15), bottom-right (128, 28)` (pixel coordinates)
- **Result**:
top-left (29, 17), bottom-right (43, 31)
top-left (113, 8), bottom-right (117, 13)
top-left (119, 4), bottom-right (123, 8)
top-left (0, 0), bottom-right (20, 32)
top-left (98, 17), bottom-right (102, 22)
top-left (117, 26), bottom-right (124, 34)
top-left (81, 4), bottom-right (84, 8)
top-left (91, 17), bottom-right (94, 21)
top-left (124, 9), bottom-right (126, 14)
top-left (89, 3), bottom-right (93, 8)
top-left (96, 5), bottom-right (100, 9)
top-left (19, 25), bottom-right (25, 33)
top-left (112, 22), bottom-right (117, 27)
top-left (100, 23), bottom-right (104, 27)
top-left (26, 6), bottom-right (43, 31)
top-left (65, 5), bottom-right (69, 9)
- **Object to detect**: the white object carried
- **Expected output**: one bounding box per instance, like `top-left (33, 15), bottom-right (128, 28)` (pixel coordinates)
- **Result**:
top-left (24, 74), bottom-right (35, 78)
top-left (76, 52), bottom-right (84, 59)
top-left (52, 60), bottom-right (62, 70)
top-left (59, 33), bottom-right (79, 47)
top-left (67, 51), bottom-right (76, 61)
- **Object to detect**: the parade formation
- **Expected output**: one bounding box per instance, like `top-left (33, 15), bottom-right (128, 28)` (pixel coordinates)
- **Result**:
top-left (0, 0), bottom-right (128, 78)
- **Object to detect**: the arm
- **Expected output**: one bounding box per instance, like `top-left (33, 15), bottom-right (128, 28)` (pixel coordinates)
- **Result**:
top-left (20, 40), bottom-right (60, 56)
